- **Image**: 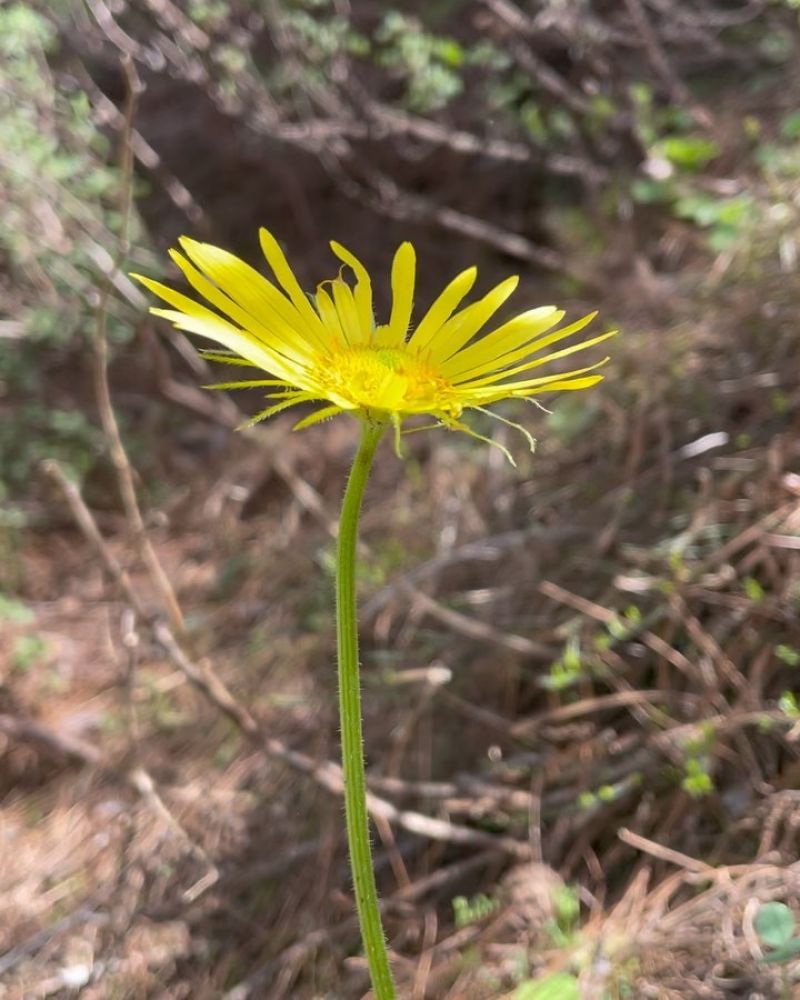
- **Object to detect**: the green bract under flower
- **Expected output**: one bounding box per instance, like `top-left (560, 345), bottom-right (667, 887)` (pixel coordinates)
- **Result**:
top-left (135, 228), bottom-right (615, 458)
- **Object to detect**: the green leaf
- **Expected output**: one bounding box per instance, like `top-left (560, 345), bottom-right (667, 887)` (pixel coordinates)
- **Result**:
top-left (435, 38), bottom-right (464, 67)
top-left (552, 885), bottom-right (580, 928)
top-left (631, 178), bottom-right (671, 204)
top-left (743, 576), bottom-right (765, 602)
top-left (775, 644), bottom-right (800, 667)
top-left (780, 110), bottom-right (800, 140)
top-left (760, 938), bottom-right (800, 964)
top-left (755, 902), bottom-right (796, 949)
top-left (659, 136), bottom-right (719, 169)
top-left (0, 594), bottom-right (34, 623)
top-left (514, 973), bottom-right (581, 1000)
top-left (12, 633), bottom-right (48, 672)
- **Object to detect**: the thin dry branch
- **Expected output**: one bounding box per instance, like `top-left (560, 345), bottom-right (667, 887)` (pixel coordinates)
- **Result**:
top-left (478, 0), bottom-right (590, 115)
top-left (0, 713), bottom-right (103, 766)
top-left (402, 583), bottom-right (557, 660)
top-left (618, 827), bottom-right (714, 874)
top-left (90, 56), bottom-right (186, 636)
top-left (622, 0), bottom-right (715, 128)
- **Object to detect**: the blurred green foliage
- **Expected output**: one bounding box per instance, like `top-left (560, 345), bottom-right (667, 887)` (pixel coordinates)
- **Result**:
top-left (376, 12), bottom-right (466, 112)
top-left (12, 632), bottom-right (49, 674)
top-left (543, 635), bottom-right (586, 692)
top-left (0, 3), bottom-right (155, 498)
top-left (513, 973), bottom-right (580, 1000)
top-left (775, 644), bottom-right (800, 667)
top-left (452, 892), bottom-right (499, 928)
top-left (756, 902), bottom-right (800, 965)
top-left (0, 593), bottom-right (35, 624)
top-left (631, 80), bottom-right (800, 257)
top-left (680, 723), bottom-right (716, 798)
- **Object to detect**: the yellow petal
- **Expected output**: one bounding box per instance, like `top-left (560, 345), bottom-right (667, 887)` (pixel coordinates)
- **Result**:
top-left (511, 374), bottom-right (604, 394)
top-left (330, 241), bottom-right (373, 336)
top-left (372, 324), bottom-right (401, 348)
top-left (331, 279), bottom-right (364, 346)
top-left (408, 266), bottom-right (477, 351)
top-left (169, 249), bottom-right (317, 367)
top-left (149, 305), bottom-right (302, 384)
top-left (178, 238), bottom-right (328, 355)
top-left (465, 359), bottom-right (610, 399)
top-left (315, 284), bottom-right (347, 346)
top-left (452, 312), bottom-right (598, 383)
top-left (387, 242), bottom-right (416, 345)
top-left (136, 268), bottom-right (300, 371)
top-left (468, 374), bottom-right (606, 407)
top-left (133, 273), bottom-right (219, 322)
top-left (259, 227), bottom-right (331, 345)
top-left (426, 275), bottom-right (519, 365)
top-left (440, 306), bottom-right (562, 379)
top-left (458, 330), bottom-right (616, 388)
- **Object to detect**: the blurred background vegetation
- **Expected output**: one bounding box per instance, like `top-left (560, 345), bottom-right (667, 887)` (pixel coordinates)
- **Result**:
top-left (1, 1), bottom-right (800, 997)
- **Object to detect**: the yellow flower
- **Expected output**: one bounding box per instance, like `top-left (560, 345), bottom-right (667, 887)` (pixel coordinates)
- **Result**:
top-left (135, 228), bottom-right (615, 459)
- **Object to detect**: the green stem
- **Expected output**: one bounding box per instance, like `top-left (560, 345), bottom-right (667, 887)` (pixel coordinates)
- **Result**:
top-left (336, 420), bottom-right (396, 999)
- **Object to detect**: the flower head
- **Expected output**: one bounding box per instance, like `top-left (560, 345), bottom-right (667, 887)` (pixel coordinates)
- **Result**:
top-left (135, 229), bottom-right (615, 460)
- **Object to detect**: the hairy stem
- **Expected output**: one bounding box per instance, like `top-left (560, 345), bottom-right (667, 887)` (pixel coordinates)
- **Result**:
top-left (336, 420), bottom-right (395, 999)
